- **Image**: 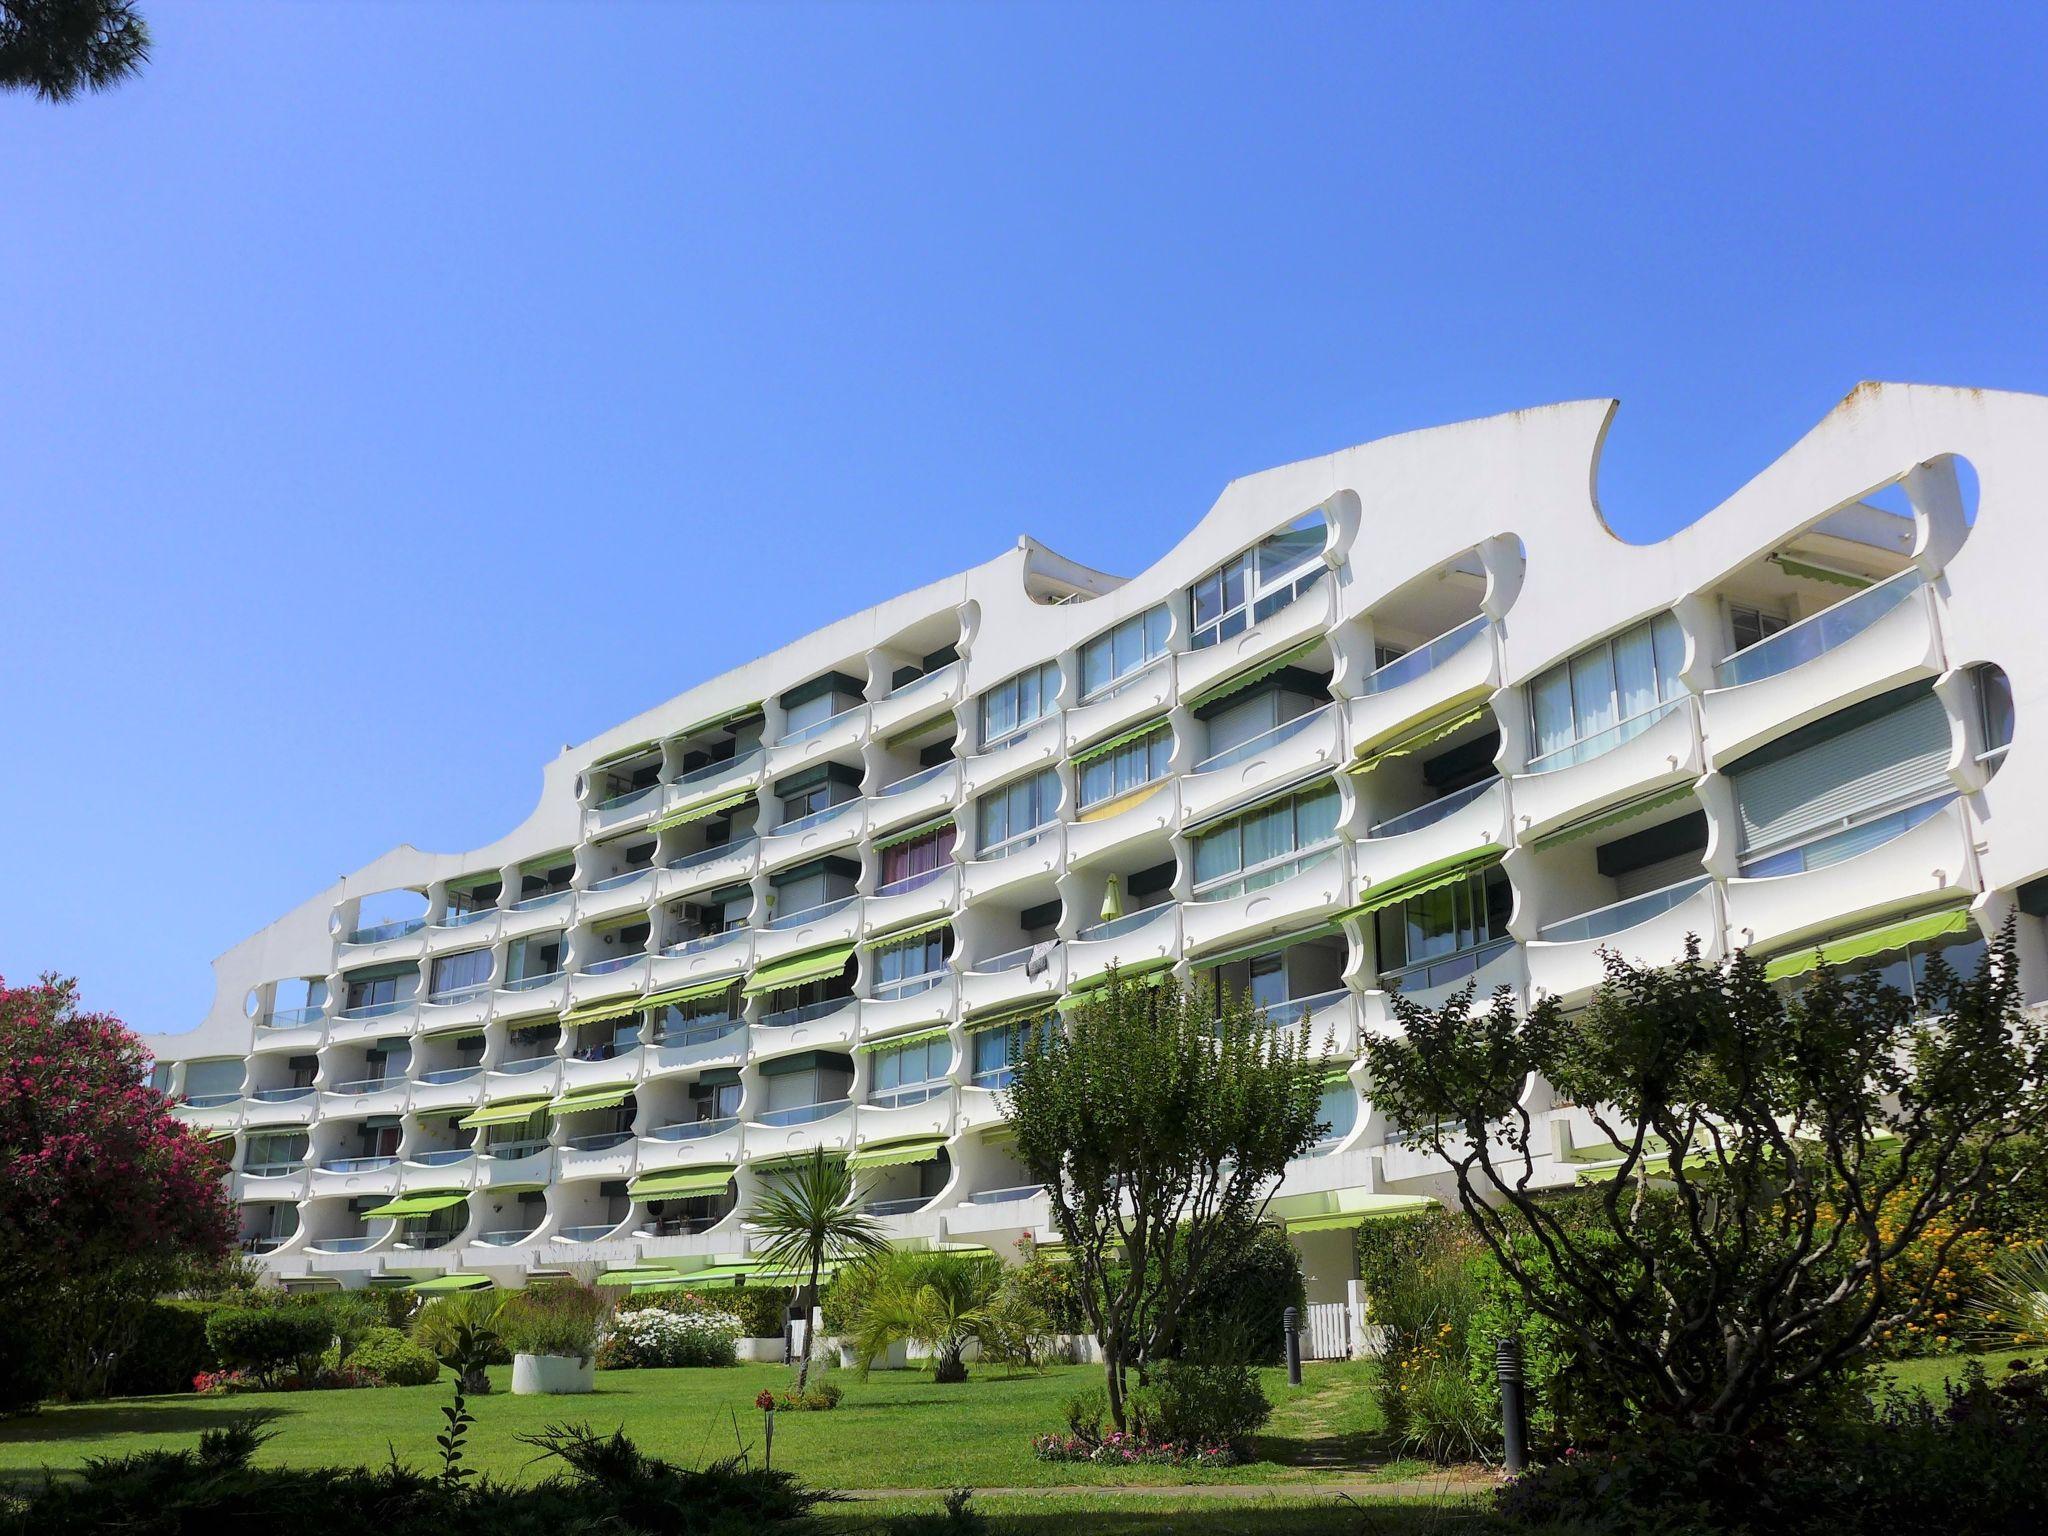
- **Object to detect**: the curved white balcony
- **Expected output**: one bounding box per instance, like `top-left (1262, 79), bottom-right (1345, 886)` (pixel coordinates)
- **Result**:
top-left (755, 996), bottom-right (860, 1053)
top-left (638, 1119), bottom-right (745, 1171)
top-left (667, 746), bottom-right (766, 803)
top-left (1266, 987), bottom-right (1360, 1059)
top-left (958, 824), bottom-right (1066, 905)
top-left (647, 932), bottom-right (752, 992)
top-left (858, 980), bottom-right (954, 1042)
top-left (648, 1019), bottom-right (748, 1072)
top-left (321, 1081), bottom-right (410, 1118)
top-left (1373, 937), bottom-right (1525, 1016)
top-left (474, 1145), bottom-right (552, 1189)
top-left (944, 1185), bottom-right (1051, 1239)
top-left (656, 836), bottom-right (760, 900)
top-left (430, 904), bottom-right (502, 942)
top-left (495, 971), bottom-right (567, 1013)
top-left (567, 958), bottom-right (649, 1007)
top-left (1065, 781), bottom-right (1178, 867)
top-left (404, 1146), bottom-right (478, 1175)
top-left (557, 1132), bottom-right (639, 1181)
top-left (1355, 778), bottom-right (1508, 894)
top-left (1722, 798), bottom-right (1976, 957)
top-left (1175, 576), bottom-right (1336, 703)
top-left (583, 781), bottom-right (663, 838)
top-left (1183, 848), bottom-right (1348, 958)
top-left (745, 1100), bottom-right (857, 1163)
top-left (235, 1168), bottom-right (309, 1203)
top-left (1067, 902), bottom-right (1182, 987)
top-left (575, 868), bottom-right (657, 924)
top-left (237, 1093), bottom-right (316, 1128)
top-left (959, 941), bottom-right (1063, 1016)
top-left (409, 1073), bottom-right (486, 1114)
top-left (871, 661), bottom-right (964, 738)
top-left (560, 1049), bottom-right (645, 1093)
top-left (854, 1088), bottom-right (958, 1149)
top-left (485, 1056), bottom-right (561, 1095)
top-left (960, 715), bottom-right (1062, 801)
top-left (868, 762), bottom-right (961, 832)
top-left (762, 798), bottom-right (868, 870)
top-left (1345, 615), bottom-right (1498, 764)
top-left (952, 1084), bottom-right (1015, 1137)
top-left (327, 1005), bottom-right (418, 1045)
top-left (752, 895), bottom-right (863, 964)
top-left (417, 986), bottom-right (492, 1034)
top-left (1512, 697), bottom-right (1701, 843)
top-left (1527, 878), bottom-right (1723, 1003)
top-left (1064, 659), bottom-right (1175, 756)
top-left (768, 704), bottom-right (870, 773)
top-left (336, 923), bottom-right (427, 969)
top-left (250, 1021), bottom-right (325, 1055)
top-left (864, 863), bottom-right (958, 939)
top-left (307, 1159), bottom-right (403, 1200)
top-left (1703, 572), bottom-right (1942, 768)
top-left (1180, 705), bottom-right (1345, 828)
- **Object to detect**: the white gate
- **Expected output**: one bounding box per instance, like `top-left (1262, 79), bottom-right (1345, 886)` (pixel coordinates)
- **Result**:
top-left (1303, 1301), bottom-right (1351, 1360)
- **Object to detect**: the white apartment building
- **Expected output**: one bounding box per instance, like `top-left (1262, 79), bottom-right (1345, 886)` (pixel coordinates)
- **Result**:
top-left (146, 382), bottom-right (2048, 1308)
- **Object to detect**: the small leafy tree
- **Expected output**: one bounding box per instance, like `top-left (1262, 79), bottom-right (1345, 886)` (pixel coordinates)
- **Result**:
top-left (1005, 968), bottom-right (1327, 1431)
top-left (847, 1251), bottom-right (1003, 1382)
top-left (1361, 925), bottom-right (2048, 1435)
top-left (0, 0), bottom-right (149, 101)
top-left (746, 1150), bottom-right (889, 1393)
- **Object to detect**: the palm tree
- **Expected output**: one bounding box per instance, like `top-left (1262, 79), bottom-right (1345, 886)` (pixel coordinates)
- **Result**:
top-left (746, 1149), bottom-right (889, 1391)
top-left (849, 1251), bottom-right (1003, 1382)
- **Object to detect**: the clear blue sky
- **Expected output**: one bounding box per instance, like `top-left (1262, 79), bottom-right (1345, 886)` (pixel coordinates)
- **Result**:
top-left (3, 2), bottom-right (2043, 1036)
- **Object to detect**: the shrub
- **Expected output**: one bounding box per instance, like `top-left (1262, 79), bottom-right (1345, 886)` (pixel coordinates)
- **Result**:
top-left (411, 1290), bottom-right (511, 1366)
top-left (1062, 1387), bottom-right (1106, 1443)
top-left (1003, 1245), bottom-right (1087, 1333)
top-left (1170, 1221), bottom-right (1305, 1365)
top-left (729, 1285), bottom-right (794, 1340)
top-left (204, 1307), bottom-right (334, 1386)
top-left (350, 1327), bottom-right (442, 1387)
top-left (107, 1299), bottom-right (226, 1397)
top-left (1356, 1213), bottom-right (1493, 1461)
top-left (496, 1284), bottom-right (610, 1363)
top-left (597, 1307), bottom-right (742, 1369)
top-left (765, 1380), bottom-right (841, 1410)
top-left (1032, 1431), bottom-right (1236, 1468)
top-left (1131, 1359), bottom-right (1270, 1450)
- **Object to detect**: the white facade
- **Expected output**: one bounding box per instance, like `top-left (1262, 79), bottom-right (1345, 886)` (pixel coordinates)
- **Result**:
top-left (146, 382), bottom-right (2048, 1302)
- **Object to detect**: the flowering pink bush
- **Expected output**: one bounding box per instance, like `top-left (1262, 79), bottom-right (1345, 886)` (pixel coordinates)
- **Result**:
top-left (192, 1364), bottom-right (378, 1396)
top-left (1031, 1431), bottom-right (1237, 1467)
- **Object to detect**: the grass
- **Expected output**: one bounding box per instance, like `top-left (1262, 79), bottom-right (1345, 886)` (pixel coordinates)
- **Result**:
top-left (1874, 1346), bottom-right (2036, 1398)
top-left (826, 1493), bottom-right (1516, 1534)
top-left (0, 1360), bottom-right (1441, 1492)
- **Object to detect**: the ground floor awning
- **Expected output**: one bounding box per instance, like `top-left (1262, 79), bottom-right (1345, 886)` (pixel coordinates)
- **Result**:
top-left (1284, 1197), bottom-right (1438, 1233)
top-left (408, 1273), bottom-right (493, 1294)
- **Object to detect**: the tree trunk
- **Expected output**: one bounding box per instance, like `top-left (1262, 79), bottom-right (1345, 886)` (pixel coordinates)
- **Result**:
top-left (794, 1258), bottom-right (819, 1394)
top-left (1102, 1321), bottom-right (1126, 1433)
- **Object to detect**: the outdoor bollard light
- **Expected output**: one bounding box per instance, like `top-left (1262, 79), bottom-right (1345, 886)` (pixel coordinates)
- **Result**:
top-left (1495, 1336), bottom-right (1528, 1475)
top-left (1284, 1306), bottom-right (1302, 1386)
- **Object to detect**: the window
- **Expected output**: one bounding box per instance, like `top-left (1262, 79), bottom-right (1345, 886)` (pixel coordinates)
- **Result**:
top-left (1189, 780), bottom-right (1341, 899)
top-left (781, 672), bottom-right (864, 736)
top-left (1728, 602), bottom-right (1787, 654)
top-left (343, 967), bottom-right (414, 1012)
top-left (870, 1034), bottom-right (953, 1106)
top-left (660, 985), bottom-right (742, 1038)
top-left (873, 928), bottom-right (951, 997)
top-left (969, 1013), bottom-right (1055, 1088)
top-left (429, 948), bottom-right (492, 1000)
top-left (1189, 517), bottom-right (1326, 648)
top-left (1976, 664), bottom-right (2014, 768)
top-left (980, 661), bottom-right (1061, 747)
top-left (1527, 613), bottom-right (1685, 771)
top-left (690, 1079), bottom-right (743, 1121)
top-left (1078, 724), bottom-right (1172, 810)
top-left (1375, 865), bottom-right (1513, 986)
top-left (1079, 606), bottom-right (1172, 701)
top-left (505, 934), bottom-right (563, 983)
top-left (1314, 1082), bottom-right (1358, 1147)
top-left (976, 767), bottom-right (1061, 856)
top-left (879, 825), bottom-right (957, 892)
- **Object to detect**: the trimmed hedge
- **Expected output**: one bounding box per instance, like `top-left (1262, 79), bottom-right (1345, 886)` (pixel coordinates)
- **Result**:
top-left (204, 1308), bottom-right (333, 1384)
top-left (349, 1328), bottom-right (442, 1387)
top-left (107, 1299), bottom-right (228, 1397)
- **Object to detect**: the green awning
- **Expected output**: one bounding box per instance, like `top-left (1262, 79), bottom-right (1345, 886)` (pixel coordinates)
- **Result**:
top-left (1061, 955), bottom-right (1174, 1010)
top-left (201, 1126), bottom-right (237, 1141)
top-left (749, 1148), bottom-right (847, 1172)
top-left (872, 816), bottom-right (954, 852)
top-left (635, 1262), bottom-right (759, 1291)
top-left (588, 737), bottom-right (660, 769)
top-left (1285, 1199), bottom-right (1436, 1233)
top-left (965, 998), bottom-right (1058, 1030)
top-left (595, 1266), bottom-right (677, 1287)
top-left (361, 1191), bottom-right (468, 1219)
top-left (562, 990), bottom-right (645, 1027)
top-left (627, 1165), bottom-right (735, 1200)
top-left (1321, 1067), bottom-right (1356, 1087)
top-left (1071, 716), bottom-right (1171, 765)
top-left (649, 789), bottom-right (752, 834)
top-left (1531, 785), bottom-right (1695, 850)
top-left (1185, 640), bottom-right (1322, 715)
top-left (856, 1024), bottom-right (952, 1053)
top-left (408, 1273), bottom-right (493, 1294)
top-left (458, 1096), bottom-right (550, 1128)
top-left (1771, 554), bottom-right (1871, 590)
top-left (743, 943), bottom-right (855, 996)
top-left (867, 917), bottom-right (950, 949)
top-left (1350, 704), bottom-right (1488, 777)
top-left (1761, 905), bottom-right (1974, 983)
top-left (676, 703), bottom-right (762, 739)
top-left (546, 1084), bottom-right (634, 1117)
top-left (1191, 919), bottom-right (1344, 970)
top-left (848, 1136), bottom-right (947, 1171)
top-left (1341, 849), bottom-right (1502, 920)
top-left (641, 977), bottom-right (743, 1011)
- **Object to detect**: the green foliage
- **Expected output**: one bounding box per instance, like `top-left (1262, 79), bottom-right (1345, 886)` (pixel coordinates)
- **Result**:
top-left (1000, 1246), bottom-right (1086, 1333)
top-left (729, 1285), bottom-right (794, 1341)
top-left (1170, 1219), bottom-right (1306, 1365)
top-left (105, 1299), bottom-right (225, 1397)
top-left (767, 1380), bottom-right (842, 1410)
top-left (410, 1290), bottom-right (511, 1367)
top-left (847, 1252), bottom-right (1004, 1381)
top-left (0, 0), bottom-right (151, 102)
top-left (746, 1149), bottom-right (891, 1392)
top-left (1006, 968), bottom-right (1329, 1429)
top-left (350, 1328), bottom-right (442, 1387)
top-left (1362, 925), bottom-right (2048, 1436)
top-left (203, 1307), bottom-right (333, 1386)
top-left (1130, 1359), bottom-right (1270, 1450)
top-left (495, 1284), bottom-right (609, 1363)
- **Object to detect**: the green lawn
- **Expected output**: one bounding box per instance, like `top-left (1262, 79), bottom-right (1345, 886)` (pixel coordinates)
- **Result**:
top-left (0, 1360), bottom-right (1437, 1492)
top-left (1873, 1347), bottom-right (2036, 1398)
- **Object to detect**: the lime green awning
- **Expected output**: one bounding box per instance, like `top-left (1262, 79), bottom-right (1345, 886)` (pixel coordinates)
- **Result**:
top-left (1185, 640), bottom-right (1322, 715)
top-left (458, 1096), bottom-right (550, 1128)
top-left (965, 998), bottom-right (1058, 1030)
top-left (856, 1024), bottom-right (952, 1054)
top-left (642, 976), bottom-right (742, 1009)
top-left (627, 1165), bottom-right (735, 1200)
top-left (1761, 905), bottom-right (1974, 983)
top-left (1341, 849), bottom-right (1502, 920)
top-left (872, 816), bottom-right (954, 852)
top-left (649, 789), bottom-right (752, 834)
top-left (547, 1084), bottom-right (633, 1117)
top-left (595, 1266), bottom-right (677, 1288)
top-left (743, 942), bottom-right (855, 996)
top-left (1285, 1199), bottom-right (1436, 1233)
top-left (562, 990), bottom-right (645, 1027)
top-left (1350, 704), bottom-right (1488, 777)
top-left (1771, 554), bottom-right (1871, 590)
top-left (408, 1272), bottom-right (493, 1294)
top-left (1071, 716), bottom-right (1171, 765)
top-left (1531, 785), bottom-right (1694, 850)
top-left (589, 737), bottom-right (659, 770)
top-left (635, 1262), bottom-right (758, 1291)
top-left (361, 1191), bottom-right (468, 1219)
top-left (867, 917), bottom-right (950, 949)
top-left (848, 1136), bottom-right (947, 1171)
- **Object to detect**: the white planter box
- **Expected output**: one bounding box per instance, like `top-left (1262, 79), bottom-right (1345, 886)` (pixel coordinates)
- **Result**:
top-left (736, 1337), bottom-right (788, 1364)
top-left (511, 1352), bottom-right (595, 1394)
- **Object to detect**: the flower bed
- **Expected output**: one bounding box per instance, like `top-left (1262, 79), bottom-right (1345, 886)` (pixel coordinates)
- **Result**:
top-left (596, 1306), bottom-right (743, 1369)
top-left (1031, 1431), bottom-right (1237, 1468)
top-left (194, 1365), bottom-right (380, 1396)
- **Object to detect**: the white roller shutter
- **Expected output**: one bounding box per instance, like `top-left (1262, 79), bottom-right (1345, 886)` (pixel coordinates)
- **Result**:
top-left (1731, 687), bottom-right (1951, 856)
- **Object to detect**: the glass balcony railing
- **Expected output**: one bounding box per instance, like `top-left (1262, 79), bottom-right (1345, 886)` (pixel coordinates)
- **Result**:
top-left (876, 864), bottom-right (948, 897)
top-left (484, 1138), bottom-right (547, 1160)
top-left (182, 1091), bottom-right (241, 1108)
top-left (649, 1115), bottom-right (739, 1142)
top-left (1360, 614), bottom-right (1489, 696)
top-left (1526, 697), bottom-right (1684, 775)
top-left (775, 798), bottom-right (862, 837)
top-left (1078, 654), bottom-right (1168, 707)
top-left (758, 995), bottom-right (854, 1030)
top-left (396, 1231), bottom-right (459, 1251)
top-left (869, 970), bottom-right (947, 1002)
top-left (417, 1065), bottom-right (482, 1086)
top-left (436, 904), bottom-right (499, 929)
top-left (1738, 793), bottom-right (1954, 880)
top-left (474, 1228), bottom-right (536, 1247)
top-left (593, 782), bottom-right (661, 817)
top-left (889, 660), bottom-right (960, 699)
top-left (509, 887), bottom-right (572, 913)
top-left (500, 970), bottom-right (564, 992)
top-left (308, 1234), bottom-right (378, 1253)
top-left (1539, 876), bottom-right (1710, 944)
top-left (261, 1006), bottom-right (325, 1028)
top-left (1716, 568), bottom-right (1924, 688)
top-left (241, 1233), bottom-right (293, 1253)
top-left (426, 981), bottom-right (491, 1006)
top-left (248, 1085), bottom-right (315, 1103)
top-left (756, 1097), bottom-right (851, 1127)
top-left (556, 1223), bottom-right (621, 1243)
top-left (969, 943), bottom-right (1044, 974)
top-left (646, 1214), bottom-right (725, 1237)
top-left (974, 824), bottom-right (1055, 863)
top-left (1076, 905), bottom-right (1171, 943)
top-left (967, 1184), bottom-right (1041, 1205)
top-left (331, 1076), bottom-right (397, 1096)
top-left (564, 1129), bottom-right (635, 1152)
top-left (240, 1160), bottom-right (303, 1178)
top-left (347, 916), bottom-right (425, 945)
top-left (676, 746), bottom-right (764, 787)
top-left (657, 1017), bottom-right (745, 1050)
top-left (1368, 777), bottom-right (1496, 838)
top-left (410, 1146), bottom-right (476, 1166)
top-left (877, 762), bottom-right (950, 796)
top-left (317, 1155), bottom-right (397, 1173)
top-left (1258, 987), bottom-right (1349, 1030)
top-left (1380, 936), bottom-right (1514, 997)
top-left (765, 893), bottom-right (857, 931)
top-left (1191, 842), bottom-right (1337, 904)
top-left (338, 997), bottom-right (415, 1021)
top-left (864, 1195), bottom-right (932, 1216)
top-left (779, 703), bottom-right (863, 747)
top-left (585, 867), bottom-right (654, 894)
top-left (668, 835), bottom-right (757, 874)
top-left (1194, 705), bottom-right (1329, 774)
top-left (866, 1081), bottom-right (949, 1110)
top-left (578, 951), bottom-right (646, 976)
top-left (665, 927), bottom-right (745, 957)
top-left (494, 1054), bottom-right (557, 1075)
top-left (570, 1038), bottom-right (642, 1063)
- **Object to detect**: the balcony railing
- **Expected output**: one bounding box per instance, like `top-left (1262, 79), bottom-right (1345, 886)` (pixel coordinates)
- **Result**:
top-left (648, 1115), bottom-right (739, 1142)
top-left (869, 969), bottom-right (947, 1002)
top-left (484, 1138), bottom-right (547, 1160)
top-left (495, 1054), bottom-right (558, 1075)
top-left (593, 783), bottom-right (661, 819)
top-left (338, 996), bottom-right (415, 1021)
top-left (889, 659), bottom-right (960, 699)
top-left (1191, 842), bottom-right (1337, 904)
top-left (556, 1223), bottom-right (622, 1243)
top-left (658, 1016), bottom-right (745, 1049)
top-left (1368, 777), bottom-right (1495, 838)
top-left (510, 887), bottom-right (572, 913)
top-left (877, 762), bottom-right (950, 796)
top-left (417, 1065), bottom-right (482, 1086)
top-left (248, 1085), bottom-right (315, 1103)
top-left (1078, 654), bottom-right (1168, 706)
top-left (664, 927), bottom-right (745, 957)
top-left (331, 1076), bottom-right (397, 1096)
top-left (676, 745), bottom-right (764, 787)
top-left (425, 980), bottom-right (491, 1006)
top-left (240, 1160), bottom-right (303, 1178)
top-left (969, 943), bottom-right (1045, 974)
top-left (578, 951), bottom-right (647, 976)
top-left (780, 703), bottom-right (863, 746)
top-left (1716, 568), bottom-right (1924, 687)
top-left (1380, 936), bottom-right (1515, 996)
top-left (1359, 614), bottom-right (1488, 696)
top-left (1738, 792), bottom-right (1955, 879)
top-left (1194, 704), bottom-right (1329, 775)
top-left (876, 864), bottom-right (948, 897)
top-left (644, 1214), bottom-right (724, 1237)
top-left (318, 1155), bottom-right (397, 1173)
top-left (974, 824), bottom-right (1055, 864)
top-left (182, 1091), bottom-right (241, 1108)
top-left (571, 1038), bottom-right (641, 1063)
top-left (411, 1146), bottom-right (476, 1166)
top-left (261, 1005), bottom-right (325, 1028)
top-left (756, 1097), bottom-right (851, 1127)
top-left (437, 904), bottom-right (499, 929)
top-left (864, 1196), bottom-right (932, 1216)
top-left (474, 1228), bottom-right (537, 1246)
top-left (1526, 696), bottom-right (1684, 774)
top-left (667, 835), bottom-right (758, 874)
top-left (866, 1081), bottom-right (949, 1110)
top-left (765, 893), bottom-right (858, 931)
top-left (564, 1129), bottom-right (635, 1152)
top-left (1077, 905), bottom-right (1170, 943)
top-left (501, 970), bottom-right (564, 992)
top-left (1258, 987), bottom-right (1348, 1030)
top-left (759, 996), bottom-right (854, 1030)
top-left (347, 916), bottom-right (425, 945)
top-left (585, 867), bottom-right (654, 894)
top-left (308, 1234), bottom-right (378, 1253)
top-left (395, 1230), bottom-right (459, 1251)
top-left (967, 1184), bottom-right (1040, 1205)
top-left (1538, 875), bottom-right (1710, 944)
top-left (776, 798), bottom-right (862, 837)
